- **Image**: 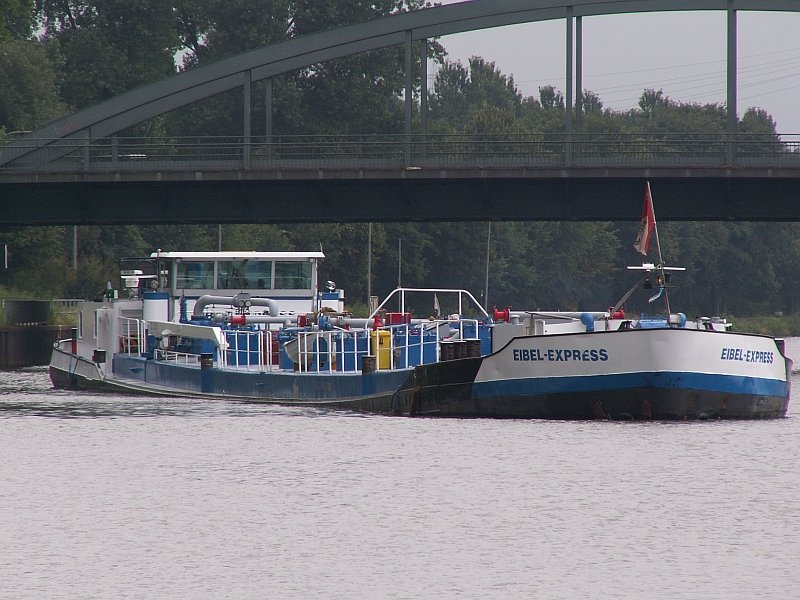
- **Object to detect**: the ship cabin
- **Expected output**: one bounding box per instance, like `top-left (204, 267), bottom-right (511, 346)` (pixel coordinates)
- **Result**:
top-left (121, 251), bottom-right (331, 320)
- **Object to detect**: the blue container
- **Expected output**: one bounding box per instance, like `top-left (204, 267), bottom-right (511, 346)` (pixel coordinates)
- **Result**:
top-left (478, 323), bottom-right (492, 356)
top-left (226, 331), bottom-right (260, 366)
top-left (397, 328), bottom-right (438, 366)
top-left (278, 329), bottom-right (333, 371)
top-left (335, 333), bottom-right (369, 371)
top-left (638, 317), bottom-right (668, 329)
top-left (461, 320), bottom-right (476, 340)
top-left (277, 329), bottom-right (299, 369)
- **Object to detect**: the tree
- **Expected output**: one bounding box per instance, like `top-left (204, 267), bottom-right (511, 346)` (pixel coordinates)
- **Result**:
top-left (638, 88), bottom-right (667, 115)
top-left (0, 38), bottom-right (67, 131)
top-left (5, 6), bottom-right (799, 320)
top-left (0, 226), bottom-right (72, 296)
top-left (1, 0), bottom-right (35, 41)
top-left (286, 1), bottom-right (442, 136)
top-left (430, 58), bottom-right (522, 131)
top-left (170, 1), bottom-right (442, 137)
top-left (37, 0), bottom-right (179, 110)
top-left (581, 90), bottom-right (603, 114)
top-left (538, 85), bottom-right (564, 111)
top-left (176, 0), bottom-right (292, 66)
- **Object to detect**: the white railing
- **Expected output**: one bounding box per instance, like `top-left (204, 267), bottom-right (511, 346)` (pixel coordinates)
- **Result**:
top-left (118, 316), bottom-right (145, 355)
top-left (377, 319), bottom-right (481, 370)
top-left (224, 328), bottom-right (278, 372)
top-left (292, 330), bottom-right (339, 373)
top-left (286, 319), bottom-right (484, 373)
top-left (141, 320), bottom-right (484, 374)
top-left (154, 348), bottom-right (200, 365)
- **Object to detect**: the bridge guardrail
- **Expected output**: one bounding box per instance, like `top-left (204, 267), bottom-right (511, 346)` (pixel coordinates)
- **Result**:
top-left (2, 133), bottom-right (799, 171)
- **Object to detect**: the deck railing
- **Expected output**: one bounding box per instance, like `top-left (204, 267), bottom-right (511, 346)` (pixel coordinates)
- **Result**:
top-left (4, 132), bottom-right (800, 171)
top-left (289, 319), bottom-right (483, 373)
top-left (224, 328), bottom-right (278, 371)
top-left (137, 319), bottom-right (483, 374)
top-left (154, 349), bottom-right (199, 365)
top-left (118, 316), bottom-right (145, 356)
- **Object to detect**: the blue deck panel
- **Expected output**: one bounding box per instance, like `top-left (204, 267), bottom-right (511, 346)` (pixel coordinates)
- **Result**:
top-left (113, 354), bottom-right (411, 399)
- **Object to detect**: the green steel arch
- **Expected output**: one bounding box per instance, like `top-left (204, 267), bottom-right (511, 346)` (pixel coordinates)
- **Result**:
top-left (3, 0), bottom-right (800, 167)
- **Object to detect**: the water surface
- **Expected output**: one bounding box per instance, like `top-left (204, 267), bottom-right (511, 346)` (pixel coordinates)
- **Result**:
top-left (1, 362), bottom-right (799, 599)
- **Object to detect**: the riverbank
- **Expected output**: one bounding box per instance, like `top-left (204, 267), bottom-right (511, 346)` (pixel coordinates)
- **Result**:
top-left (0, 298), bottom-right (76, 369)
top-left (0, 325), bottom-right (72, 369)
top-left (730, 313), bottom-right (800, 337)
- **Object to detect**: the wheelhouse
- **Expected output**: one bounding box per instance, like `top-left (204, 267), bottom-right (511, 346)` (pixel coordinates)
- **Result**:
top-left (122, 251), bottom-right (326, 319)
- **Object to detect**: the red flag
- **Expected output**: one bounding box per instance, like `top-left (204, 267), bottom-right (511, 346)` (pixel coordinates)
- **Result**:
top-left (634, 182), bottom-right (656, 256)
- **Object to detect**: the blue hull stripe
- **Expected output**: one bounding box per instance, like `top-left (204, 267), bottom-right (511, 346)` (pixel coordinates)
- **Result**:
top-left (473, 371), bottom-right (788, 399)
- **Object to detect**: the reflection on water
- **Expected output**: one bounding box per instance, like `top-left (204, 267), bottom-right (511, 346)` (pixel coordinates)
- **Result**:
top-left (0, 366), bottom-right (328, 420)
top-left (2, 359), bottom-right (799, 599)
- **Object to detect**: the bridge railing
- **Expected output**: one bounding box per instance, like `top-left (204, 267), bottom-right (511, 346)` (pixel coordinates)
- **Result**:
top-left (2, 132), bottom-right (799, 171)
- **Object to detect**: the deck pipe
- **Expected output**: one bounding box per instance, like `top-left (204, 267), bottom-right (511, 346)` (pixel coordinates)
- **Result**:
top-left (191, 295), bottom-right (280, 319)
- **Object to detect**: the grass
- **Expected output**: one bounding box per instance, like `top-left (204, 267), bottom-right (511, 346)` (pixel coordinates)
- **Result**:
top-left (728, 313), bottom-right (800, 337)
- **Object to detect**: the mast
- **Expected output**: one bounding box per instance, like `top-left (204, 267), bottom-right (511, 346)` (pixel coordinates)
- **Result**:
top-left (648, 184), bottom-right (671, 316)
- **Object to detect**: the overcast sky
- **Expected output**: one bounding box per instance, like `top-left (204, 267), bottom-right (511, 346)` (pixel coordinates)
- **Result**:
top-left (433, 3), bottom-right (800, 134)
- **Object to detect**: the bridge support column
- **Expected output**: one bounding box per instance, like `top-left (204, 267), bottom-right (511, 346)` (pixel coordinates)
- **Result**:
top-left (83, 130), bottom-right (91, 169)
top-left (420, 38), bottom-right (428, 160)
top-left (111, 135), bottom-right (119, 165)
top-left (243, 70), bottom-right (252, 170)
top-left (404, 30), bottom-right (413, 165)
top-left (565, 6), bottom-right (573, 166)
top-left (727, 1), bottom-right (737, 164)
top-left (575, 15), bottom-right (583, 161)
top-left (72, 226), bottom-right (77, 271)
top-left (265, 77), bottom-right (273, 161)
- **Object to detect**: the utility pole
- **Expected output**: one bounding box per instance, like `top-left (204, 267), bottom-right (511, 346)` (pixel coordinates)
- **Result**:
top-left (367, 223), bottom-right (372, 304)
top-left (72, 226), bottom-right (78, 271)
top-left (484, 222), bottom-right (491, 307)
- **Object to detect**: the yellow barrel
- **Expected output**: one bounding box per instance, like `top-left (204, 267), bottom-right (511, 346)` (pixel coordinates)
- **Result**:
top-left (370, 329), bottom-right (392, 370)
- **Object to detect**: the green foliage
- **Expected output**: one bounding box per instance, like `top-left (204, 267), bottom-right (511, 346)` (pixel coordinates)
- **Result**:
top-left (538, 85), bottom-right (565, 111)
top-left (0, 227), bottom-right (72, 296)
top-left (430, 58), bottom-right (522, 131)
top-left (63, 254), bottom-right (113, 299)
top-left (0, 0), bottom-right (35, 41)
top-left (0, 39), bottom-right (67, 130)
top-left (731, 313), bottom-right (800, 337)
top-left (37, 0), bottom-right (178, 110)
top-left (179, 0), bottom-right (291, 62)
top-left (1, 1), bottom-right (797, 321)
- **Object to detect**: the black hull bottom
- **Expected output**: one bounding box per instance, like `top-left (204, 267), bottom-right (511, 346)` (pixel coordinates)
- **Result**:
top-left (49, 365), bottom-right (103, 392)
top-left (409, 386), bottom-right (789, 420)
top-left (50, 360), bottom-right (789, 420)
top-left (389, 359), bottom-right (789, 420)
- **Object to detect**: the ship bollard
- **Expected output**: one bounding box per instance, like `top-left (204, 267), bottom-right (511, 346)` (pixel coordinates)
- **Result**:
top-left (440, 342), bottom-right (454, 361)
top-left (466, 339), bottom-right (481, 358)
top-left (362, 355), bottom-right (376, 374)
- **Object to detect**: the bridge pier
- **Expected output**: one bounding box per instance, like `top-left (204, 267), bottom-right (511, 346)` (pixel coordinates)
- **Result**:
top-left (727, 2), bottom-right (738, 164)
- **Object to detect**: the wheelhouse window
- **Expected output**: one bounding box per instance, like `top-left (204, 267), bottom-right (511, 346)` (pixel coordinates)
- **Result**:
top-left (176, 261), bottom-right (214, 289)
top-left (218, 261), bottom-right (272, 290)
top-left (275, 261), bottom-right (312, 290)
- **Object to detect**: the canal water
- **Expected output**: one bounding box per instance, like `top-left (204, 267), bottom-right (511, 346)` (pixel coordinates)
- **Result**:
top-left (2, 351), bottom-right (800, 599)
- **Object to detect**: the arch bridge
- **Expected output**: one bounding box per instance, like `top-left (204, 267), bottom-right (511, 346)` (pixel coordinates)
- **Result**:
top-left (2, 0), bottom-right (800, 225)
